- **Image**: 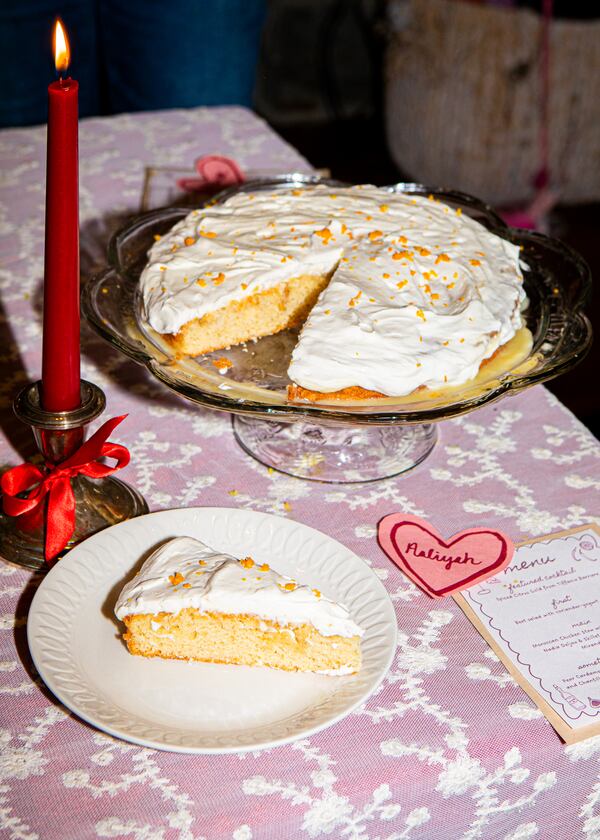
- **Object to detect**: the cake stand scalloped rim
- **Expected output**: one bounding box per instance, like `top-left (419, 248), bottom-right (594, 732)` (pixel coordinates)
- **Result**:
top-left (81, 177), bottom-right (593, 426)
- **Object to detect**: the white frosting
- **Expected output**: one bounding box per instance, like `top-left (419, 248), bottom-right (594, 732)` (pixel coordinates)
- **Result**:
top-left (114, 536), bottom-right (363, 639)
top-left (140, 185), bottom-right (526, 396)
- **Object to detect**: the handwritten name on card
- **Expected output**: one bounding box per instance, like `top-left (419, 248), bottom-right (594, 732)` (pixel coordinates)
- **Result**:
top-left (378, 514), bottom-right (514, 598)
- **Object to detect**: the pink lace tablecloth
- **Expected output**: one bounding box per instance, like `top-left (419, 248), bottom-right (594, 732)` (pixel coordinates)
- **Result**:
top-left (1, 106), bottom-right (599, 840)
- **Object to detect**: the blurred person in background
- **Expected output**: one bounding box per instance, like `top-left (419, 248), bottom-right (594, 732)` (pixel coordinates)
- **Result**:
top-left (0, 0), bottom-right (267, 128)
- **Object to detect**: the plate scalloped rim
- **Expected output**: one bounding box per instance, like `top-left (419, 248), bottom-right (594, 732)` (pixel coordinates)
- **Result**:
top-left (27, 507), bottom-right (397, 754)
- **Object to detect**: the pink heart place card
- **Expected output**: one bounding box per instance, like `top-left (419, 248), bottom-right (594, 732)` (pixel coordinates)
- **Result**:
top-left (455, 524), bottom-right (600, 744)
top-left (378, 514), bottom-right (514, 598)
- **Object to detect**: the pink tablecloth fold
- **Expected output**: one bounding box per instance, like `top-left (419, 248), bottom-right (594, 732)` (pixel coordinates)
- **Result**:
top-left (0, 106), bottom-right (599, 840)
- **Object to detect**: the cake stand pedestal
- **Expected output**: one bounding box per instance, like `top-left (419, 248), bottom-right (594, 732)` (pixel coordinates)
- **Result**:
top-left (232, 416), bottom-right (437, 483)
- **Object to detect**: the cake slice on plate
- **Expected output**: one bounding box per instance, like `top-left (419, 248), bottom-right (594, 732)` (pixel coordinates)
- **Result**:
top-left (114, 536), bottom-right (363, 675)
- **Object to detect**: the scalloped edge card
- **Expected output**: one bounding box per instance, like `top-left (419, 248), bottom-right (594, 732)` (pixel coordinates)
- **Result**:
top-left (454, 524), bottom-right (600, 744)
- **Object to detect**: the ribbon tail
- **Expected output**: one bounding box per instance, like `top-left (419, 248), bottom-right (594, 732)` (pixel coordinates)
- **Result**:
top-left (45, 476), bottom-right (76, 563)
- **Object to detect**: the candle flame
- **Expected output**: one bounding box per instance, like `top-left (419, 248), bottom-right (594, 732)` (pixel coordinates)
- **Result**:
top-left (54, 19), bottom-right (70, 74)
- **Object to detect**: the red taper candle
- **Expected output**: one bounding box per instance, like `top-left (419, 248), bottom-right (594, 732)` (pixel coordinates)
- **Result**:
top-left (41, 19), bottom-right (81, 411)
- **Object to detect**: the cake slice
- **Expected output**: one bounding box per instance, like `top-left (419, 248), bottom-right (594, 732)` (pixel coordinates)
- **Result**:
top-left (114, 536), bottom-right (363, 674)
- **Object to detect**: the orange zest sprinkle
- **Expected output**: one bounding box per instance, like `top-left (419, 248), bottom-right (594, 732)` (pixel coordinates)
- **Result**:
top-left (313, 588), bottom-right (321, 598)
top-left (469, 259), bottom-right (481, 266)
top-left (196, 278), bottom-right (207, 287)
top-left (348, 290), bottom-right (362, 307)
top-left (459, 338), bottom-right (465, 343)
top-left (184, 236), bottom-right (195, 246)
top-left (324, 309), bottom-right (331, 315)
top-left (382, 273), bottom-right (390, 279)
top-left (200, 231), bottom-right (217, 238)
top-left (396, 280), bottom-right (408, 289)
top-left (447, 282), bottom-right (455, 289)
top-left (169, 572), bottom-right (184, 585)
top-left (418, 247), bottom-right (431, 257)
top-left (212, 273), bottom-right (225, 285)
top-left (442, 340), bottom-right (449, 346)
top-left (283, 501), bottom-right (291, 511)
top-left (398, 235), bottom-right (408, 245)
top-left (260, 563), bottom-right (270, 572)
top-left (368, 230), bottom-right (383, 241)
top-left (182, 583), bottom-right (191, 589)
top-left (282, 582), bottom-right (297, 591)
top-left (392, 250), bottom-right (413, 261)
top-left (153, 234), bottom-right (161, 241)
top-left (435, 253), bottom-right (450, 264)
top-left (198, 560), bottom-right (207, 566)
top-left (241, 282), bottom-right (248, 290)
top-left (416, 309), bottom-right (426, 321)
top-left (315, 227), bottom-right (333, 244)
top-left (456, 208), bottom-right (462, 215)
top-left (379, 204), bottom-right (389, 212)
top-left (212, 357), bottom-right (232, 370)
top-left (292, 189), bottom-right (302, 196)
top-left (431, 293), bottom-right (440, 300)
top-left (240, 557), bottom-right (255, 569)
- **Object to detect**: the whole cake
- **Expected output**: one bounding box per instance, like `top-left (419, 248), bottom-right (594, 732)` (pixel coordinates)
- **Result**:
top-left (114, 536), bottom-right (363, 674)
top-left (140, 184), bottom-right (529, 400)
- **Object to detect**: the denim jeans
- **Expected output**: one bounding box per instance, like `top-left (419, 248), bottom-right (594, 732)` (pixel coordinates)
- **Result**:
top-left (0, 0), bottom-right (266, 127)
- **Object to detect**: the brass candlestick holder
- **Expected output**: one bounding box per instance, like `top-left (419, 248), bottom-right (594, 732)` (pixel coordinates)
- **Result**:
top-left (0, 380), bottom-right (148, 571)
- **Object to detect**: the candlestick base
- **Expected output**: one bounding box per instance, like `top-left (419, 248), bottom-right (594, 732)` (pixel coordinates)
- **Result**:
top-left (0, 380), bottom-right (148, 572)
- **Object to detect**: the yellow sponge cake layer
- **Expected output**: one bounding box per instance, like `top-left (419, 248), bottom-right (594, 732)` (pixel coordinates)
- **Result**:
top-left (123, 608), bottom-right (361, 674)
top-left (163, 274), bottom-right (329, 356)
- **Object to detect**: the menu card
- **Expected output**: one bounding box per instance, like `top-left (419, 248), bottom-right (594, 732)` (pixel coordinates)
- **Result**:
top-left (455, 524), bottom-right (600, 743)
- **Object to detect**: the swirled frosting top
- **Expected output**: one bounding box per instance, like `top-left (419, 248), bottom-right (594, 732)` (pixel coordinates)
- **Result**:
top-left (140, 184), bottom-right (527, 395)
top-left (114, 536), bottom-right (364, 638)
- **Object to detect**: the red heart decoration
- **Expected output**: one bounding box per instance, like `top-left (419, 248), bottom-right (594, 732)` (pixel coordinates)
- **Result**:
top-left (378, 514), bottom-right (514, 598)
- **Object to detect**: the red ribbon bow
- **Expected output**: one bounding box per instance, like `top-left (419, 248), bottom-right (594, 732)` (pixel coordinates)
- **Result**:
top-left (1, 415), bottom-right (130, 564)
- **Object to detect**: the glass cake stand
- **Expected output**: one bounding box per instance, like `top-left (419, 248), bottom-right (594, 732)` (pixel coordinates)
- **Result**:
top-left (82, 175), bottom-right (592, 483)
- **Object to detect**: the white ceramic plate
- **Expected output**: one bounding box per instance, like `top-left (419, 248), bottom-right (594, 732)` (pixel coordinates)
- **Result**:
top-left (28, 507), bottom-right (397, 753)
